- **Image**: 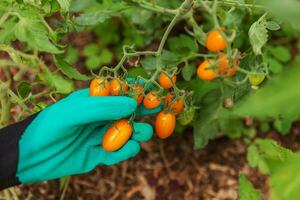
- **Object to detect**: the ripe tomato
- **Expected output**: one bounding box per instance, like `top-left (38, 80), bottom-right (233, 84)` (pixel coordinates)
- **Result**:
top-left (110, 78), bottom-right (129, 96)
top-left (90, 78), bottom-right (110, 96)
top-left (164, 93), bottom-right (184, 115)
top-left (217, 53), bottom-right (238, 77)
top-left (143, 92), bottom-right (161, 109)
top-left (205, 29), bottom-right (227, 52)
top-left (164, 93), bottom-right (174, 108)
top-left (170, 99), bottom-right (184, 114)
top-left (197, 60), bottom-right (217, 81)
top-left (158, 72), bottom-right (176, 89)
top-left (132, 84), bottom-right (144, 105)
top-left (249, 74), bottom-right (265, 87)
top-left (155, 111), bottom-right (176, 139)
top-left (102, 119), bottom-right (132, 151)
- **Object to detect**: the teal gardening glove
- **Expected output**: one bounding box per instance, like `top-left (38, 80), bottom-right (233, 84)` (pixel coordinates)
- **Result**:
top-left (15, 88), bottom-right (160, 184)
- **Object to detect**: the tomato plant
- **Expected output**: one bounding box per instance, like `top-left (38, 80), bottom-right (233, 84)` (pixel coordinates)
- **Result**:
top-left (1, 0), bottom-right (300, 198)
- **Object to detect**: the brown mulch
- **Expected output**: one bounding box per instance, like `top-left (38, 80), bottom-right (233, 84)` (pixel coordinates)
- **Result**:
top-left (8, 121), bottom-right (300, 200)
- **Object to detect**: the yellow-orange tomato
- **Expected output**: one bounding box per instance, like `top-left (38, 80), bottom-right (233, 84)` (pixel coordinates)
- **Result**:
top-left (110, 79), bottom-right (129, 96)
top-left (158, 72), bottom-right (176, 89)
top-left (206, 30), bottom-right (227, 52)
top-left (143, 92), bottom-right (161, 109)
top-left (155, 112), bottom-right (176, 139)
top-left (216, 53), bottom-right (238, 77)
top-left (197, 60), bottom-right (217, 81)
top-left (132, 85), bottom-right (144, 105)
top-left (90, 78), bottom-right (110, 96)
top-left (164, 93), bottom-right (184, 115)
top-left (102, 119), bottom-right (132, 151)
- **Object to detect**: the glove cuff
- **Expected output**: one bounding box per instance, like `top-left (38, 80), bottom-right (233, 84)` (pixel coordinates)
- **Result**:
top-left (0, 114), bottom-right (37, 190)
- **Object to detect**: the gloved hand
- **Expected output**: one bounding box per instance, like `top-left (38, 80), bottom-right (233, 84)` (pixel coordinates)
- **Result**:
top-left (16, 88), bottom-right (161, 184)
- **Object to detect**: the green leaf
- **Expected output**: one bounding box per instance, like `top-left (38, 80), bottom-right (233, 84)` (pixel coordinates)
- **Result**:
top-left (85, 56), bottom-right (102, 69)
top-left (127, 67), bottom-right (150, 79)
top-left (247, 139), bottom-right (294, 174)
top-left (182, 64), bottom-right (196, 81)
top-left (54, 56), bottom-right (90, 81)
top-left (161, 50), bottom-right (180, 67)
top-left (269, 46), bottom-right (291, 63)
top-left (83, 44), bottom-right (100, 57)
top-left (17, 82), bottom-right (32, 98)
top-left (266, 21), bottom-right (280, 31)
top-left (270, 153), bottom-right (300, 200)
top-left (75, 9), bottom-right (124, 26)
top-left (193, 91), bottom-right (223, 149)
top-left (0, 18), bottom-right (16, 44)
top-left (249, 19), bottom-right (268, 55)
top-left (14, 18), bottom-right (61, 53)
top-left (219, 118), bottom-right (245, 139)
top-left (239, 174), bottom-right (262, 200)
top-left (233, 66), bottom-right (300, 121)
top-left (267, 58), bottom-right (283, 74)
top-left (263, 0), bottom-right (300, 31)
top-left (224, 8), bottom-right (245, 27)
top-left (43, 69), bottom-right (74, 94)
top-left (177, 79), bottom-right (219, 103)
top-left (57, 0), bottom-right (70, 12)
top-left (65, 45), bottom-right (79, 65)
top-left (99, 49), bottom-right (113, 64)
top-left (168, 34), bottom-right (198, 55)
top-left (273, 117), bottom-right (294, 135)
top-left (141, 57), bottom-right (157, 71)
top-left (70, 0), bottom-right (97, 12)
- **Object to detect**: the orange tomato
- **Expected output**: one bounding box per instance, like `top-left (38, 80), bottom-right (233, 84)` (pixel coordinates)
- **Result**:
top-left (205, 29), bottom-right (227, 52)
top-left (132, 85), bottom-right (144, 105)
top-left (155, 111), bottom-right (176, 139)
top-left (216, 53), bottom-right (238, 77)
top-left (102, 119), bottom-right (132, 151)
top-left (143, 91), bottom-right (161, 109)
top-left (227, 67), bottom-right (237, 78)
top-left (197, 60), bottom-right (217, 81)
top-left (164, 93), bottom-right (184, 115)
top-left (90, 78), bottom-right (110, 96)
top-left (164, 93), bottom-right (174, 108)
top-left (170, 99), bottom-right (184, 114)
top-left (110, 79), bottom-right (129, 96)
top-left (158, 72), bottom-right (176, 89)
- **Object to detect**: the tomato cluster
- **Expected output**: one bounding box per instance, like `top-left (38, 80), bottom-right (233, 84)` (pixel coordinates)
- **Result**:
top-left (89, 71), bottom-right (193, 151)
top-left (197, 29), bottom-right (238, 81)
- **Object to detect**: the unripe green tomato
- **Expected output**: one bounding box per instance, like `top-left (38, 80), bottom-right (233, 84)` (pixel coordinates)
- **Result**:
top-left (248, 74), bottom-right (265, 87)
top-left (178, 107), bottom-right (195, 126)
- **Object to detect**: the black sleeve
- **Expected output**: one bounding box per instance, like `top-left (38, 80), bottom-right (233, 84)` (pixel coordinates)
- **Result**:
top-left (0, 114), bottom-right (37, 190)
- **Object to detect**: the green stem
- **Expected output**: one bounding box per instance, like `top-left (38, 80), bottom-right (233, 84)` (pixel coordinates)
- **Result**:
top-left (0, 93), bottom-right (11, 128)
top-left (0, 80), bottom-right (32, 114)
top-left (195, 0), bottom-right (265, 10)
top-left (0, 12), bottom-right (11, 27)
top-left (157, 11), bottom-right (180, 55)
top-left (132, 0), bottom-right (177, 15)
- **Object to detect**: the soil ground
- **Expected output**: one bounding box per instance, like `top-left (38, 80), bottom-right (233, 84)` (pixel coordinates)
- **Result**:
top-left (13, 121), bottom-right (300, 200)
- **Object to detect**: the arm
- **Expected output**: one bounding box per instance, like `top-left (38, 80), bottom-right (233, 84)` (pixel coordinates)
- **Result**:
top-left (0, 89), bottom-right (160, 190)
top-left (0, 115), bottom-right (37, 189)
